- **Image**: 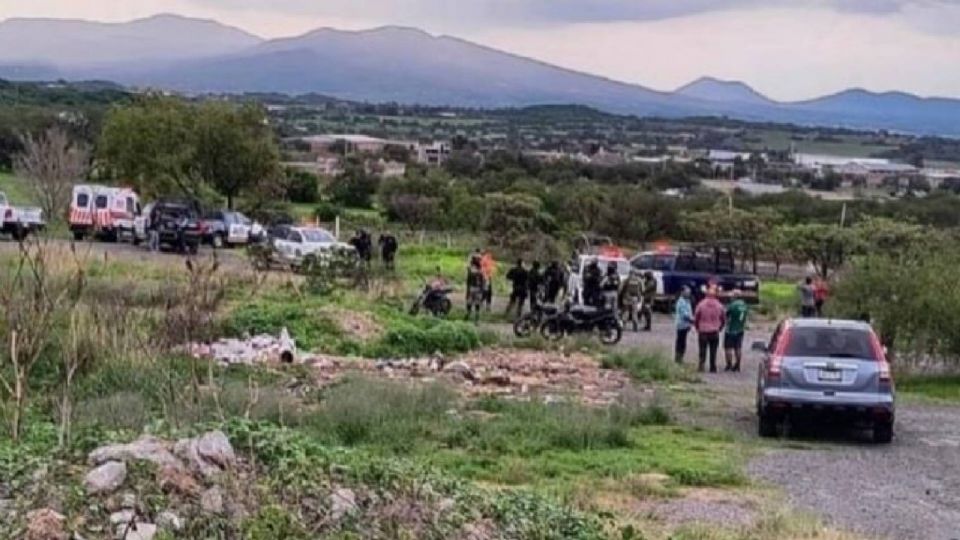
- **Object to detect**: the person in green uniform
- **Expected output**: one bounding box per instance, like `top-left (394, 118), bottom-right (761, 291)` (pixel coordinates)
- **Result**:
top-left (723, 290), bottom-right (749, 372)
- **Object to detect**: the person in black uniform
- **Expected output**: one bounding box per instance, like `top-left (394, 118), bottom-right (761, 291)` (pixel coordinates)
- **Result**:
top-left (505, 259), bottom-right (529, 319)
top-left (527, 261), bottom-right (544, 312)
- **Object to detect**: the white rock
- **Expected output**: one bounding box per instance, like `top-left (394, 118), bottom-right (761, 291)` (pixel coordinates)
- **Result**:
top-left (88, 436), bottom-right (182, 469)
top-left (329, 488), bottom-right (357, 521)
top-left (196, 431), bottom-right (235, 469)
top-left (109, 510), bottom-right (135, 526)
top-left (114, 522), bottom-right (156, 540)
top-left (84, 461), bottom-right (127, 495)
top-left (156, 511), bottom-right (183, 532)
top-left (200, 487), bottom-right (224, 515)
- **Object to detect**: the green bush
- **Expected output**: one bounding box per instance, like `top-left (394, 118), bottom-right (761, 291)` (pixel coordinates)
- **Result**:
top-left (367, 320), bottom-right (485, 358)
top-left (242, 505), bottom-right (310, 540)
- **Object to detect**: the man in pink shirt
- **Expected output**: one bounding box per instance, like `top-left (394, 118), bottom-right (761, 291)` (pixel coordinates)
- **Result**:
top-left (694, 288), bottom-right (726, 373)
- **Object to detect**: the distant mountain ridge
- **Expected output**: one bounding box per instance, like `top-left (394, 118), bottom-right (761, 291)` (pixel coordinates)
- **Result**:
top-left (1, 15), bottom-right (959, 135)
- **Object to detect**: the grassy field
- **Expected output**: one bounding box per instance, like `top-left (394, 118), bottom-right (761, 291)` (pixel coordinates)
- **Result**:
top-left (747, 130), bottom-right (895, 157)
top-left (0, 171), bottom-right (33, 204)
top-left (898, 374), bottom-right (960, 402)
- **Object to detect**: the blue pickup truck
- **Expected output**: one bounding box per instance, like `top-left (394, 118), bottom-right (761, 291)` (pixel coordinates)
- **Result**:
top-left (631, 246), bottom-right (760, 310)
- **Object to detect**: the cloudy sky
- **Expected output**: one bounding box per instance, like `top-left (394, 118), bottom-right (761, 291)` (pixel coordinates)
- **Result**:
top-left (2, 0), bottom-right (959, 100)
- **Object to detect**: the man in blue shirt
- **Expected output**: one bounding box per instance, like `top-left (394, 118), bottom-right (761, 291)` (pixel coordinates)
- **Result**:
top-left (674, 285), bottom-right (694, 364)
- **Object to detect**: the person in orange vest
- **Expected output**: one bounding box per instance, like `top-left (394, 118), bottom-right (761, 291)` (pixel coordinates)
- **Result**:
top-left (480, 250), bottom-right (497, 312)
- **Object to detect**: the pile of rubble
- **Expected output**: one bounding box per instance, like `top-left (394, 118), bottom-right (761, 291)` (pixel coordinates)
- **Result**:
top-left (188, 328), bottom-right (301, 366)
top-left (307, 348), bottom-right (632, 405)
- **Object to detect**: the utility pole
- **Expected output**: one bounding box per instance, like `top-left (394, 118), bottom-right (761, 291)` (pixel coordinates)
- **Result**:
top-left (839, 202), bottom-right (847, 228)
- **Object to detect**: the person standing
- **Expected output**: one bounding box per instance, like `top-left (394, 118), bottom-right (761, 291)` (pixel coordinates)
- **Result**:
top-left (505, 259), bottom-right (528, 319)
top-left (798, 277), bottom-right (817, 318)
top-left (814, 277), bottom-right (830, 317)
top-left (378, 231), bottom-right (398, 270)
top-left (694, 288), bottom-right (726, 373)
top-left (544, 261), bottom-right (565, 304)
top-left (620, 270), bottom-right (644, 332)
top-left (582, 259), bottom-right (603, 307)
top-left (674, 286), bottom-right (694, 364)
top-left (601, 262), bottom-right (621, 316)
top-left (640, 271), bottom-right (658, 332)
top-left (527, 261), bottom-right (544, 312)
top-left (480, 250), bottom-right (496, 312)
top-left (465, 258), bottom-right (486, 323)
top-left (723, 290), bottom-right (749, 372)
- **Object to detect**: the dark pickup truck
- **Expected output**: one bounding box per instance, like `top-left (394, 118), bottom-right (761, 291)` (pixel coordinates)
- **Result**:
top-left (150, 200), bottom-right (204, 254)
top-left (631, 246), bottom-right (760, 310)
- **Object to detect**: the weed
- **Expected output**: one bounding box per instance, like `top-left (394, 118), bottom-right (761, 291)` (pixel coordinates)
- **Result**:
top-left (897, 374), bottom-right (960, 402)
top-left (602, 351), bottom-right (699, 383)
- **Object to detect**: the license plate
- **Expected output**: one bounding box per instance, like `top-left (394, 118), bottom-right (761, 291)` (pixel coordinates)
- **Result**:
top-left (819, 369), bottom-right (842, 382)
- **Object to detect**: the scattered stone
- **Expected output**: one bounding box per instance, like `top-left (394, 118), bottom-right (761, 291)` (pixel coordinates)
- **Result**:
top-left (84, 461), bottom-right (127, 495)
top-left (442, 361), bottom-right (476, 381)
top-left (25, 508), bottom-right (67, 540)
top-left (156, 511), bottom-right (183, 532)
top-left (157, 465), bottom-right (200, 497)
top-left (114, 522), bottom-right (156, 540)
top-left (200, 487), bottom-right (225, 515)
top-left (188, 329), bottom-right (300, 365)
top-left (196, 431), bottom-right (235, 469)
top-left (88, 436), bottom-right (181, 469)
top-left (329, 488), bottom-right (358, 521)
top-left (109, 510), bottom-right (135, 526)
top-left (120, 493), bottom-right (137, 510)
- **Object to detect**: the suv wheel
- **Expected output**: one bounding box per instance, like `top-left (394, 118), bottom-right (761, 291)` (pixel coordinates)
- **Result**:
top-left (873, 421), bottom-right (893, 444)
top-left (758, 409), bottom-right (779, 438)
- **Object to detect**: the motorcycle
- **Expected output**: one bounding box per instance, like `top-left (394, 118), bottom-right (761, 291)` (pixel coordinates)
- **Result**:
top-left (539, 303), bottom-right (623, 345)
top-left (513, 303), bottom-right (559, 337)
top-left (409, 286), bottom-right (453, 317)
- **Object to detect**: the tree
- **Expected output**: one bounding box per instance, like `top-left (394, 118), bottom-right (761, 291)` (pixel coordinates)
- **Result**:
top-left (778, 223), bottom-right (856, 277)
top-left (328, 157), bottom-right (380, 208)
top-left (98, 96), bottom-right (197, 198)
top-left (194, 103), bottom-right (281, 209)
top-left (285, 167), bottom-right (320, 204)
top-left (14, 127), bottom-right (89, 224)
top-left (483, 192), bottom-right (541, 250)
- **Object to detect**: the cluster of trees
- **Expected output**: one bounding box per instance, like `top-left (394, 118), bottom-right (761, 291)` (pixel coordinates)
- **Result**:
top-left (98, 97), bottom-right (281, 209)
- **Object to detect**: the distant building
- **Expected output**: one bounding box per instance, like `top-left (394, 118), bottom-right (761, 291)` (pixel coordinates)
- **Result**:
top-left (299, 134), bottom-right (417, 155)
top-left (368, 159), bottom-right (407, 179)
top-left (417, 142), bottom-right (451, 166)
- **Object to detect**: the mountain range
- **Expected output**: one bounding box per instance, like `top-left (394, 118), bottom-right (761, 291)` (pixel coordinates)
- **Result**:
top-left (2, 14), bottom-right (959, 136)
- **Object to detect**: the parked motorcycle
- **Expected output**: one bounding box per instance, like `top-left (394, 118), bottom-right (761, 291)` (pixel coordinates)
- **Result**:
top-left (409, 286), bottom-right (453, 317)
top-left (513, 303), bottom-right (560, 337)
top-left (539, 303), bottom-right (623, 345)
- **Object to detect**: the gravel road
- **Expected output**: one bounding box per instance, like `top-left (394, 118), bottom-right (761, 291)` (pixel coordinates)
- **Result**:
top-left (623, 314), bottom-right (960, 540)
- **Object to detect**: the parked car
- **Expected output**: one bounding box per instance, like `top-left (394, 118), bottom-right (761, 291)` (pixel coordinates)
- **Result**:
top-left (147, 200), bottom-right (204, 254)
top-left (201, 210), bottom-right (264, 248)
top-left (0, 191), bottom-right (44, 240)
top-left (69, 184), bottom-right (140, 242)
top-left (631, 244), bottom-right (760, 310)
top-left (266, 226), bottom-right (354, 269)
top-left (753, 318), bottom-right (894, 443)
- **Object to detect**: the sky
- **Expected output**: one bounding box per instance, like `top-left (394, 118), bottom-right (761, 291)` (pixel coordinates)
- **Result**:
top-left (1, 0), bottom-right (959, 100)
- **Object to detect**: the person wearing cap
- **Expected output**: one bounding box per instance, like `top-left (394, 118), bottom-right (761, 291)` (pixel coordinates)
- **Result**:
top-left (674, 286), bottom-right (695, 364)
top-left (723, 289), bottom-right (749, 372)
top-left (694, 286), bottom-right (726, 373)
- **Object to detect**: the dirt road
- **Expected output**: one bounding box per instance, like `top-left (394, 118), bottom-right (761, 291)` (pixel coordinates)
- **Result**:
top-left (619, 315), bottom-right (960, 540)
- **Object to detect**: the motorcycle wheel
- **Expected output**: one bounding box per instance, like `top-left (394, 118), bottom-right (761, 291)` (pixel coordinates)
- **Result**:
top-left (513, 315), bottom-right (536, 337)
top-left (540, 319), bottom-right (565, 341)
top-left (599, 322), bottom-right (623, 346)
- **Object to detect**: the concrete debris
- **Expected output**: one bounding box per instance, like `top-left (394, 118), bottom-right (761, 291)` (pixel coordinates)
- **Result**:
top-left (109, 510), bottom-right (135, 526)
top-left (200, 487), bottom-right (225, 515)
top-left (329, 488), bottom-right (358, 521)
top-left (88, 436), bottom-right (181, 469)
top-left (156, 511), bottom-right (183, 532)
top-left (25, 508), bottom-right (67, 540)
top-left (114, 522), bottom-right (156, 540)
top-left (84, 461), bottom-right (127, 496)
top-left (174, 430), bottom-right (236, 479)
top-left (189, 328), bottom-right (300, 365)
top-left (308, 348), bottom-right (631, 405)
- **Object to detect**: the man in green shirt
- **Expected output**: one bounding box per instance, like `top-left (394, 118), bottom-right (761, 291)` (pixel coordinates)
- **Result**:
top-left (723, 290), bottom-right (749, 372)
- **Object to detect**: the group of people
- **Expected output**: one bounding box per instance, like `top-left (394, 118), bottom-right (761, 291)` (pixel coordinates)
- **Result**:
top-left (798, 276), bottom-right (830, 318)
top-left (503, 259), bottom-right (567, 317)
top-left (674, 286), bottom-right (750, 373)
top-left (349, 229), bottom-right (399, 270)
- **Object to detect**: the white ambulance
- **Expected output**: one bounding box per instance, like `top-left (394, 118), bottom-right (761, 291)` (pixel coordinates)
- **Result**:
top-left (69, 184), bottom-right (141, 242)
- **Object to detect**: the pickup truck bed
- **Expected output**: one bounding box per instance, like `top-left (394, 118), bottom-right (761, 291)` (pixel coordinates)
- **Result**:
top-left (0, 192), bottom-right (45, 240)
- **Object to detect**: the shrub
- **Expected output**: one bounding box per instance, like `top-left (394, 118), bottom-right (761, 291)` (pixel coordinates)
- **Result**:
top-left (602, 351), bottom-right (697, 383)
top-left (366, 320), bottom-right (485, 358)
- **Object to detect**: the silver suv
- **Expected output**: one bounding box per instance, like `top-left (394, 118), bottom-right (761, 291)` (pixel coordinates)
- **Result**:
top-left (754, 318), bottom-right (895, 443)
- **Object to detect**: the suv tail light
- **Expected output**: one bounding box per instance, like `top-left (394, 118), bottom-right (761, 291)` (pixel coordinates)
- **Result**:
top-left (768, 326), bottom-right (792, 379)
top-left (870, 332), bottom-right (892, 384)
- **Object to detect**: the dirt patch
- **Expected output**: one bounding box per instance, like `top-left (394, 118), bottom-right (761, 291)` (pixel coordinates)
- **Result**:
top-left (322, 308), bottom-right (383, 342)
top-left (306, 348), bottom-right (633, 405)
top-left (637, 488), bottom-right (758, 527)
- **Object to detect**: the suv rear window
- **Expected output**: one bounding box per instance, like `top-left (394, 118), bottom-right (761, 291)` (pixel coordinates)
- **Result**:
top-left (784, 327), bottom-right (878, 360)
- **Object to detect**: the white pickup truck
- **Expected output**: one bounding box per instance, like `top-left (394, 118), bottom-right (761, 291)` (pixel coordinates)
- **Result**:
top-left (0, 191), bottom-right (45, 240)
